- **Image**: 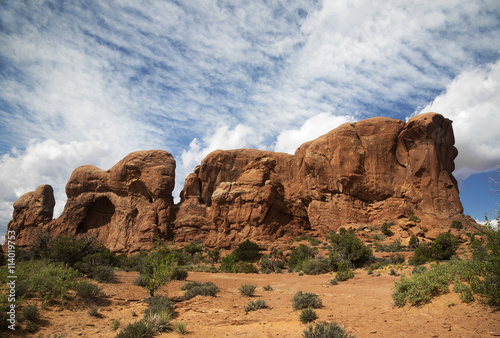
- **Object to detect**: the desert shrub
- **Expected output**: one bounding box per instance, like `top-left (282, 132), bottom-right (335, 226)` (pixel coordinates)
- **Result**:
top-left (17, 260), bottom-right (78, 303)
top-left (182, 282), bottom-right (219, 300)
top-left (453, 282), bottom-right (475, 303)
top-left (244, 299), bottom-right (267, 312)
top-left (73, 280), bottom-right (105, 304)
top-left (115, 320), bottom-right (155, 338)
top-left (389, 269), bottom-right (399, 276)
top-left (375, 241), bottom-right (404, 253)
top-left (88, 305), bottom-right (99, 317)
top-left (389, 253), bottom-right (405, 264)
top-left (288, 244), bottom-right (318, 270)
top-left (21, 305), bottom-right (40, 322)
top-left (233, 261), bottom-right (259, 273)
top-left (409, 235), bottom-right (419, 248)
top-left (183, 241), bottom-right (204, 259)
top-left (77, 248), bottom-right (119, 274)
top-left (133, 274), bottom-right (148, 287)
top-left (259, 249), bottom-right (287, 274)
top-left (292, 291), bottom-right (322, 310)
top-left (239, 283), bottom-right (257, 297)
top-left (303, 321), bottom-right (355, 338)
top-left (410, 243), bottom-right (433, 265)
top-left (141, 246), bottom-right (177, 297)
top-left (335, 262), bottom-right (354, 282)
top-left (91, 265), bottom-right (115, 283)
top-left (408, 215), bottom-right (419, 223)
top-left (412, 265), bottom-right (428, 274)
top-left (329, 279), bottom-right (338, 285)
top-left (451, 220), bottom-right (463, 230)
top-left (145, 296), bottom-right (175, 317)
top-left (233, 240), bottom-right (261, 262)
top-left (469, 219), bottom-right (500, 305)
top-left (121, 252), bottom-right (148, 272)
top-left (300, 307), bottom-right (318, 324)
top-left (111, 318), bottom-right (121, 331)
top-left (431, 233), bottom-right (459, 260)
top-left (171, 268), bottom-right (188, 281)
top-left (302, 258), bottom-right (332, 275)
top-left (220, 253), bottom-right (238, 272)
top-left (263, 285), bottom-right (273, 291)
top-left (44, 235), bottom-right (107, 270)
top-left (175, 320), bottom-right (188, 334)
top-left (392, 259), bottom-right (475, 307)
top-left (330, 228), bottom-right (373, 268)
top-left (206, 249), bottom-right (221, 264)
top-left (381, 221), bottom-right (394, 236)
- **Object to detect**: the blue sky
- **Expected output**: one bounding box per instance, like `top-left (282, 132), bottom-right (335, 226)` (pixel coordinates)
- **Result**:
top-left (1, 0), bottom-right (500, 238)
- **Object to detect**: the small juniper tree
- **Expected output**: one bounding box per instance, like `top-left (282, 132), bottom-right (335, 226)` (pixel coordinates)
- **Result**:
top-left (142, 246), bottom-right (177, 297)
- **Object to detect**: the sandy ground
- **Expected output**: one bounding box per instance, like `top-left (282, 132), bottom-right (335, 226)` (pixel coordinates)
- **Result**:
top-left (11, 266), bottom-right (500, 338)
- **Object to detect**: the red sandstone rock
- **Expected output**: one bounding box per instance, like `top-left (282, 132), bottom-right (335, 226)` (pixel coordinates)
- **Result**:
top-left (47, 150), bottom-right (176, 253)
top-left (5, 113), bottom-right (472, 251)
top-left (6, 184), bottom-right (55, 248)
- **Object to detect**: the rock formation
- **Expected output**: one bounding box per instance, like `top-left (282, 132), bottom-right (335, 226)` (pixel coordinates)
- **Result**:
top-left (4, 113), bottom-right (471, 252)
top-left (6, 184), bottom-right (55, 248)
top-left (48, 150), bottom-right (176, 252)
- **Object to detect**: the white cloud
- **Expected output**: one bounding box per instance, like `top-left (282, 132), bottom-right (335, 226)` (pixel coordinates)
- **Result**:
top-left (416, 60), bottom-right (500, 180)
top-left (175, 124), bottom-right (257, 201)
top-left (274, 113), bottom-right (356, 154)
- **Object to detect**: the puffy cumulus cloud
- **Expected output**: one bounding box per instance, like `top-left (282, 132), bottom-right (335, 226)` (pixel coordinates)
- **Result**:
top-left (0, 137), bottom-right (120, 235)
top-left (274, 113), bottom-right (356, 154)
top-left (416, 60), bottom-right (500, 181)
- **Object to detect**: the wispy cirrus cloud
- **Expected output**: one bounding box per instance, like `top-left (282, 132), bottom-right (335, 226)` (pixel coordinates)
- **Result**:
top-left (0, 0), bottom-right (499, 232)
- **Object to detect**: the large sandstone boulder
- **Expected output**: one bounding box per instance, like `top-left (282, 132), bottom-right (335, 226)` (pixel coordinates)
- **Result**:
top-left (47, 150), bottom-right (176, 253)
top-left (6, 184), bottom-right (55, 248)
top-left (4, 113), bottom-right (470, 252)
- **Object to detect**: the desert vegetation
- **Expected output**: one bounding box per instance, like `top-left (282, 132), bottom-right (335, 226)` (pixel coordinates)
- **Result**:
top-left (0, 217), bottom-right (499, 336)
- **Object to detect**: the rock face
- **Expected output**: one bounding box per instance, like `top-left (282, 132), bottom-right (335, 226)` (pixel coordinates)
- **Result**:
top-left (47, 150), bottom-right (176, 252)
top-left (6, 184), bottom-right (55, 248)
top-left (5, 113), bottom-right (469, 252)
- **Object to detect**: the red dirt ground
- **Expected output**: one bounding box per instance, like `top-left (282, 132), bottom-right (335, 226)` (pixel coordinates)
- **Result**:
top-left (12, 266), bottom-right (500, 337)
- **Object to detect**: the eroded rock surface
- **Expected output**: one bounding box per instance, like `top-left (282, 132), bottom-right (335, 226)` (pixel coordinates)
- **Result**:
top-left (5, 113), bottom-right (470, 252)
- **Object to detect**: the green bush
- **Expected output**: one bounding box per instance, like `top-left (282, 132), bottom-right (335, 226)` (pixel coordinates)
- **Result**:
top-left (182, 282), bottom-right (219, 300)
top-left (73, 281), bottom-right (105, 304)
top-left (412, 265), bottom-right (428, 274)
top-left (171, 268), bottom-right (188, 281)
top-left (233, 261), bottom-right (259, 273)
top-left (431, 233), bottom-right (459, 260)
top-left (175, 320), bottom-right (188, 334)
top-left (239, 283), bottom-right (257, 297)
top-left (392, 259), bottom-right (475, 307)
top-left (233, 240), bottom-right (261, 262)
top-left (206, 249), bottom-right (221, 264)
top-left (292, 291), bottom-right (322, 310)
top-left (408, 215), bottom-right (419, 223)
top-left (288, 244), bottom-right (318, 270)
top-left (335, 262), bottom-right (354, 282)
top-left (220, 253), bottom-right (238, 272)
top-left (299, 308), bottom-right (318, 324)
top-left (409, 235), bottom-right (419, 248)
top-left (302, 258), bottom-right (332, 275)
top-left (453, 282), bottom-right (475, 303)
top-left (92, 265), bottom-right (115, 283)
top-left (263, 285), bottom-right (273, 291)
top-left (410, 243), bottom-right (433, 265)
top-left (330, 229), bottom-right (373, 268)
top-left (259, 249), bottom-right (286, 273)
top-left (469, 219), bottom-right (500, 305)
top-left (111, 318), bottom-right (121, 331)
top-left (144, 296), bottom-right (175, 318)
top-left (17, 260), bottom-right (79, 303)
top-left (88, 305), bottom-right (99, 317)
top-left (303, 321), bottom-right (355, 338)
top-left (244, 299), bottom-right (267, 312)
top-left (451, 220), bottom-right (463, 230)
top-left (141, 246), bottom-right (177, 297)
top-left (21, 305), bottom-right (40, 322)
top-left (381, 221), bottom-right (394, 236)
top-left (133, 274), bottom-right (148, 287)
top-left (183, 241), bottom-right (204, 259)
top-left (389, 253), bottom-right (405, 264)
top-left (115, 320), bottom-right (155, 338)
